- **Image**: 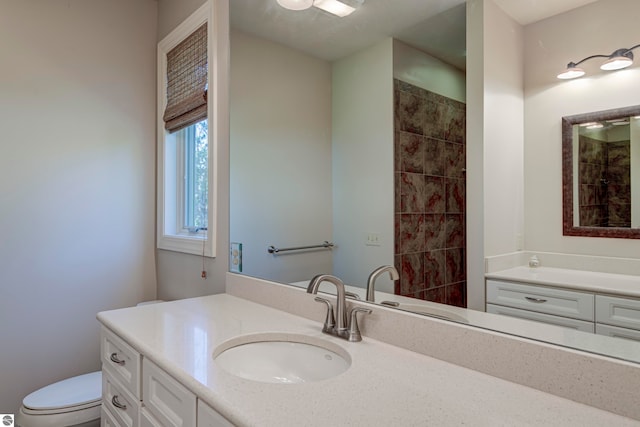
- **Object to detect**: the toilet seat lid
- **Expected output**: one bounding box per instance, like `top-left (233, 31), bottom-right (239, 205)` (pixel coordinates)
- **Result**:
top-left (23, 371), bottom-right (102, 411)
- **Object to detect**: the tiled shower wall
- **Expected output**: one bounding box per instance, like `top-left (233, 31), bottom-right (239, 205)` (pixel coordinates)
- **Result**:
top-left (393, 79), bottom-right (466, 308)
top-left (578, 135), bottom-right (631, 227)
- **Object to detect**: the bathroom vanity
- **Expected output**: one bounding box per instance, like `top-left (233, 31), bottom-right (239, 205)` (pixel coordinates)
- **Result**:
top-left (97, 275), bottom-right (640, 426)
top-left (486, 266), bottom-right (640, 340)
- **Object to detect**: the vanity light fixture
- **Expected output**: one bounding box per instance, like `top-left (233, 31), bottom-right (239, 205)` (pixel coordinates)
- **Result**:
top-left (276, 0), bottom-right (362, 17)
top-left (557, 43), bottom-right (640, 79)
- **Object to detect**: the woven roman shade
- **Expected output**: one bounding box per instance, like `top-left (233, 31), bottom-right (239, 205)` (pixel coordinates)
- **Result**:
top-left (163, 23), bottom-right (208, 133)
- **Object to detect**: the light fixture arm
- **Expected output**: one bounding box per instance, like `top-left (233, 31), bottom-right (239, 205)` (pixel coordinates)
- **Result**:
top-left (566, 44), bottom-right (640, 68)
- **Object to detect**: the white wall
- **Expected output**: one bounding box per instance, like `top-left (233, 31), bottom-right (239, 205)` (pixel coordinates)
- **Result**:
top-left (483, 2), bottom-right (525, 258)
top-left (0, 0), bottom-right (157, 412)
top-left (155, 0), bottom-right (230, 299)
top-left (524, 0), bottom-right (640, 259)
top-left (393, 39), bottom-right (466, 103)
top-left (332, 38), bottom-right (395, 289)
top-left (466, 0), bottom-right (485, 311)
top-left (229, 30), bottom-right (333, 283)
top-left (466, 0), bottom-right (525, 310)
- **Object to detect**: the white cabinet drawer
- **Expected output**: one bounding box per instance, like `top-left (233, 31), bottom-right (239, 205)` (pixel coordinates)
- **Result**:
top-left (142, 358), bottom-right (196, 427)
top-left (486, 280), bottom-right (594, 321)
top-left (102, 327), bottom-right (142, 398)
top-left (487, 304), bottom-right (595, 333)
top-left (103, 369), bottom-right (141, 427)
top-left (197, 399), bottom-right (234, 427)
top-left (595, 295), bottom-right (640, 330)
top-left (596, 323), bottom-right (640, 342)
top-left (101, 406), bottom-right (121, 427)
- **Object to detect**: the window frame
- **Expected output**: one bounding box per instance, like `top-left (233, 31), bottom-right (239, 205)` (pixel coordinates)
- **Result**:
top-left (157, 3), bottom-right (217, 257)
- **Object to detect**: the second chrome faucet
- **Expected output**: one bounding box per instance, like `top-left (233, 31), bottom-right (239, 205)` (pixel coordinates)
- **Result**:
top-left (366, 265), bottom-right (399, 302)
top-left (307, 274), bottom-right (371, 342)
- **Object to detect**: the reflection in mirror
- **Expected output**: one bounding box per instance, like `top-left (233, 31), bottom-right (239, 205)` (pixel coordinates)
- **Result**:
top-left (229, 1), bottom-right (640, 364)
top-left (562, 105), bottom-right (640, 238)
top-left (229, 0), bottom-right (467, 315)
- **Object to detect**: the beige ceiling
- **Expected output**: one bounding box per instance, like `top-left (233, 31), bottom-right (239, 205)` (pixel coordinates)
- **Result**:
top-left (494, 0), bottom-right (598, 25)
top-left (230, 0), bottom-right (599, 69)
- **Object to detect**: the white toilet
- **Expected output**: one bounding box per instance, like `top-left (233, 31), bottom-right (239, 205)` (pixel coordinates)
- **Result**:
top-left (15, 371), bottom-right (102, 427)
top-left (15, 301), bottom-right (164, 427)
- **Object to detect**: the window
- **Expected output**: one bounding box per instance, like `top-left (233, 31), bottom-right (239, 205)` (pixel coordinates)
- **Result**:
top-left (180, 120), bottom-right (208, 232)
top-left (157, 3), bottom-right (216, 257)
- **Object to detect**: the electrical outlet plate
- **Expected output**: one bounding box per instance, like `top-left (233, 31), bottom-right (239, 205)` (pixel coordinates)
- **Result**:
top-left (230, 242), bottom-right (242, 273)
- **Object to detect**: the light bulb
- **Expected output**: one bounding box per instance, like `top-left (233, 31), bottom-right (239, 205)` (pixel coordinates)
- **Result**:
top-left (557, 67), bottom-right (585, 79)
top-left (276, 0), bottom-right (313, 11)
top-left (600, 56), bottom-right (633, 71)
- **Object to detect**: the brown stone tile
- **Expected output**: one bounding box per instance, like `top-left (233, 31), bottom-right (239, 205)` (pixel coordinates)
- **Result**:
top-left (443, 103), bottom-right (466, 144)
top-left (446, 214), bottom-right (465, 248)
top-left (424, 214), bottom-right (446, 250)
top-left (394, 172), bottom-right (401, 214)
top-left (423, 286), bottom-right (446, 304)
top-left (423, 99), bottom-right (440, 139)
top-left (424, 250), bottom-right (445, 288)
top-left (397, 91), bottom-right (426, 135)
top-left (398, 131), bottom-right (424, 173)
top-left (397, 214), bottom-right (425, 254)
top-left (445, 178), bottom-right (465, 214)
top-left (445, 142), bottom-right (465, 178)
top-left (446, 282), bottom-right (466, 308)
top-left (399, 253), bottom-right (425, 296)
top-left (445, 248), bottom-right (465, 284)
top-left (424, 138), bottom-right (446, 176)
top-left (400, 172), bottom-right (426, 213)
top-left (425, 176), bottom-right (445, 213)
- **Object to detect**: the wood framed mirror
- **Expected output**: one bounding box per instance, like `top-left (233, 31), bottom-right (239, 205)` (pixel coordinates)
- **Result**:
top-left (562, 105), bottom-right (640, 238)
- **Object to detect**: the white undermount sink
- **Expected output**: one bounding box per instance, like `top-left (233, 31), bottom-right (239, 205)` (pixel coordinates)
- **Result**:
top-left (213, 333), bottom-right (351, 384)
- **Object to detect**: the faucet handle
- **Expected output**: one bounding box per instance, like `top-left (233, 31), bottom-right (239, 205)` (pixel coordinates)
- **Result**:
top-left (348, 307), bottom-right (372, 342)
top-left (314, 297), bottom-right (335, 334)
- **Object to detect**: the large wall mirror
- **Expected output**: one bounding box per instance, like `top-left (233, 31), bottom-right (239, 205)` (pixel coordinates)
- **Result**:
top-left (229, 0), bottom-right (467, 309)
top-left (229, 0), bottom-right (640, 364)
top-left (562, 105), bottom-right (640, 238)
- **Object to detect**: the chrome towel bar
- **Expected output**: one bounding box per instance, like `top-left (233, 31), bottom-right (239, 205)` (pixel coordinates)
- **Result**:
top-left (268, 241), bottom-right (334, 254)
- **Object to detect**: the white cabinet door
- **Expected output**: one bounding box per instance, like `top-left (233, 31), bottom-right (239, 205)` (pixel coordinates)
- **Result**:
top-left (140, 408), bottom-right (163, 427)
top-left (197, 400), bottom-right (234, 427)
top-left (595, 295), bottom-right (640, 330)
top-left (142, 358), bottom-right (196, 427)
top-left (487, 304), bottom-right (595, 333)
top-left (486, 280), bottom-right (594, 321)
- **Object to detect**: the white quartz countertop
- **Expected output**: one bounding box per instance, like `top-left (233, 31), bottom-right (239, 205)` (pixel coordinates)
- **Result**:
top-left (486, 266), bottom-right (640, 298)
top-left (97, 294), bottom-right (639, 426)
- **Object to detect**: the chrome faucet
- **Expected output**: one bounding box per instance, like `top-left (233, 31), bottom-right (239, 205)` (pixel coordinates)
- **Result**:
top-left (307, 274), bottom-right (371, 341)
top-left (307, 274), bottom-right (349, 337)
top-left (366, 265), bottom-right (399, 302)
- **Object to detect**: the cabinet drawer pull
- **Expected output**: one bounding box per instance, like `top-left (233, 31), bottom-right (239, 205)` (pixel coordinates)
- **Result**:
top-left (110, 352), bottom-right (126, 365)
top-left (112, 395), bottom-right (127, 410)
top-left (525, 296), bottom-right (548, 303)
